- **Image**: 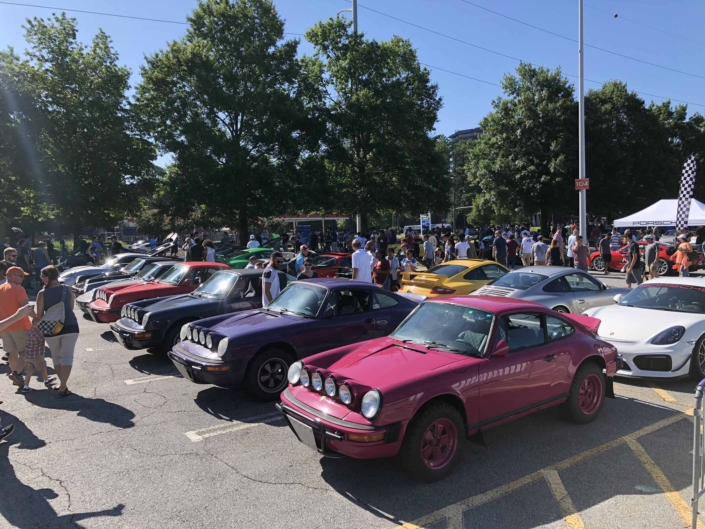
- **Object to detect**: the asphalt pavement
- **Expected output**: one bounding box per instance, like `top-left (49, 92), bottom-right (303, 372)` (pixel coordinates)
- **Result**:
top-left (1, 270), bottom-right (704, 529)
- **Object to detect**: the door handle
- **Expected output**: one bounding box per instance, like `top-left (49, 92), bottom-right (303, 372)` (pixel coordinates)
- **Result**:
top-left (544, 354), bottom-right (557, 362)
top-left (364, 318), bottom-right (375, 324)
top-left (577, 300), bottom-right (585, 304)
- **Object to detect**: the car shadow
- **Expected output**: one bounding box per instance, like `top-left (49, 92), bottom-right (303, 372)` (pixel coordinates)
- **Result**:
top-left (317, 397), bottom-right (693, 528)
top-left (23, 390), bottom-right (135, 429)
top-left (100, 331), bottom-right (118, 343)
top-left (0, 410), bottom-right (125, 528)
top-left (128, 353), bottom-right (175, 377)
top-left (194, 386), bottom-right (283, 425)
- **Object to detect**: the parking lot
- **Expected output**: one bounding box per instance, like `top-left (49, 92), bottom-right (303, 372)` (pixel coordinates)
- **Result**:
top-left (2, 271), bottom-right (705, 529)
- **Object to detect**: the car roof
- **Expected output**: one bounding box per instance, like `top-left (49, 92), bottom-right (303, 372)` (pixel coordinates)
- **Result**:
top-left (319, 253), bottom-right (351, 258)
top-left (290, 278), bottom-right (380, 289)
top-left (441, 259), bottom-right (501, 267)
top-left (504, 266), bottom-right (583, 278)
top-left (642, 276), bottom-right (705, 287)
top-left (179, 261), bottom-right (229, 269)
top-left (428, 295), bottom-right (547, 313)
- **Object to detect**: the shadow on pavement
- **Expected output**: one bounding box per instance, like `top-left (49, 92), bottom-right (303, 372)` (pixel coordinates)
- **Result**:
top-left (100, 331), bottom-right (118, 343)
top-left (128, 353), bottom-right (174, 377)
top-left (194, 386), bottom-right (281, 424)
top-left (23, 390), bottom-right (135, 429)
top-left (317, 397), bottom-right (691, 528)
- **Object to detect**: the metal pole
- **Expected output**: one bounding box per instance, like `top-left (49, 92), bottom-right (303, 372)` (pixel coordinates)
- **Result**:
top-left (692, 382), bottom-right (704, 529)
top-left (352, 0), bottom-right (358, 34)
top-left (578, 0), bottom-right (587, 240)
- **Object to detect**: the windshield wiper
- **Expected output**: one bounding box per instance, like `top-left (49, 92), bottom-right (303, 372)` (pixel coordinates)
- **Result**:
top-left (423, 340), bottom-right (480, 357)
top-left (393, 340), bottom-right (428, 353)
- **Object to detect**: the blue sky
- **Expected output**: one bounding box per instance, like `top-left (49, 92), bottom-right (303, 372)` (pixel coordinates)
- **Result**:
top-left (1, 0), bottom-right (704, 139)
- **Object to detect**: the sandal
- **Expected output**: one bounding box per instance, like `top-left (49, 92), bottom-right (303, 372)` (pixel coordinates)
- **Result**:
top-left (58, 389), bottom-right (72, 397)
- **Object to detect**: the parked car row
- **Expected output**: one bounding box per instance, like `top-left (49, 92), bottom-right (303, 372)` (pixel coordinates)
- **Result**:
top-left (60, 251), bottom-right (704, 482)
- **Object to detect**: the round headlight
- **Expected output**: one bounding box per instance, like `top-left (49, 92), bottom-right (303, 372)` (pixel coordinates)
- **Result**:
top-left (121, 306), bottom-right (127, 318)
top-left (180, 325), bottom-right (189, 341)
top-left (142, 312), bottom-right (150, 327)
top-left (199, 330), bottom-right (206, 345)
top-left (324, 376), bottom-right (337, 397)
top-left (217, 337), bottom-right (229, 357)
top-left (361, 389), bottom-right (382, 419)
top-left (312, 371), bottom-right (323, 391)
top-left (206, 334), bottom-right (213, 350)
top-left (288, 361), bottom-right (303, 385)
top-left (300, 368), bottom-right (310, 387)
top-left (339, 383), bottom-right (353, 405)
top-left (108, 294), bottom-right (115, 306)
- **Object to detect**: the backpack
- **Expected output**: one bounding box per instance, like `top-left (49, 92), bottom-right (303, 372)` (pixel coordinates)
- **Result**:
top-left (37, 287), bottom-right (67, 337)
top-left (665, 245), bottom-right (677, 256)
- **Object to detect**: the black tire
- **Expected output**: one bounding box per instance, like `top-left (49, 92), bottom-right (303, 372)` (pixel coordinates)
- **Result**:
top-left (689, 335), bottom-right (705, 380)
top-left (553, 306), bottom-right (570, 314)
top-left (566, 362), bottom-right (605, 424)
top-left (399, 401), bottom-right (465, 483)
top-left (245, 348), bottom-right (293, 401)
top-left (592, 256), bottom-right (605, 272)
top-left (162, 325), bottom-right (182, 353)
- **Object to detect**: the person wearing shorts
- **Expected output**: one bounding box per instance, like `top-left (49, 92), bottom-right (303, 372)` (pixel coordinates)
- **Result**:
top-left (21, 328), bottom-right (55, 392)
top-left (35, 265), bottom-right (79, 397)
top-left (0, 266), bottom-right (32, 386)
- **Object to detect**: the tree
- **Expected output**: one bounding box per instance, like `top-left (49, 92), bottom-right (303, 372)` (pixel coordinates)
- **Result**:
top-left (303, 18), bottom-right (450, 232)
top-left (136, 0), bottom-right (310, 244)
top-left (1, 14), bottom-right (155, 243)
top-left (464, 63), bottom-right (577, 233)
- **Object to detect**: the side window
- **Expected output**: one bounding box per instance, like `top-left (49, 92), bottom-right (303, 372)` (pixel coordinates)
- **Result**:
top-left (565, 273), bottom-right (601, 292)
top-left (373, 292), bottom-right (398, 310)
top-left (341, 257), bottom-right (352, 268)
top-left (464, 267), bottom-right (487, 281)
top-left (323, 291), bottom-right (338, 314)
top-left (336, 290), bottom-right (370, 316)
top-left (505, 313), bottom-right (545, 352)
top-left (543, 277), bottom-right (571, 293)
top-left (482, 265), bottom-right (506, 280)
top-left (546, 316), bottom-right (574, 342)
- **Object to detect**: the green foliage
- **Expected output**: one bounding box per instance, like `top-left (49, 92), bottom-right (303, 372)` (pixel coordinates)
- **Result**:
top-left (302, 19), bottom-right (450, 230)
top-left (135, 0), bottom-right (308, 244)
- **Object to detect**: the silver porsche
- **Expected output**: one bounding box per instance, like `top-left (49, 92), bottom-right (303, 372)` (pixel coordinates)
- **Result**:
top-left (472, 266), bottom-right (630, 313)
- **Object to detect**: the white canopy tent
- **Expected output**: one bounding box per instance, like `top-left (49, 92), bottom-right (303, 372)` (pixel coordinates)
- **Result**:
top-left (613, 199), bottom-right (705, 228)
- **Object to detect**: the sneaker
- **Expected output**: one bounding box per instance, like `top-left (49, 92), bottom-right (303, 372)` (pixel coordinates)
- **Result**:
top-left (20, 386), bottom-right (31, 393)
top-left (44, 378), bottom-right (56, 389)
top-left (10, 371), bottom-right (24, 386)
top-left (0, 424), bottom-right (14, 442)
top-left (1, 354), bottom-right (7, 362)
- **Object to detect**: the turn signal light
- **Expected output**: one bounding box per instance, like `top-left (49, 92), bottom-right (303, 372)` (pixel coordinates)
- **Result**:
top-left (431, 287), bottom-right (456, 295)
top-left (133, 333), bottom-right (153, 340)
top-left (347, 432), bottom-right (385, 443)
top-left (204, 366), bottom-right (230, 372)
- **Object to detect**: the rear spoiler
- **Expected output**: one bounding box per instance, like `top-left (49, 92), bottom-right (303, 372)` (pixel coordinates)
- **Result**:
top-left (562, 313), bottom-right (601, 335)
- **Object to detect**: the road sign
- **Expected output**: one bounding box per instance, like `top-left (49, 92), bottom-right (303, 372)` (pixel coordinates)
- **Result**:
top-left (575, 178), bottom-right (590, 190)
top-left (420, 214), bottom-right (431, 234)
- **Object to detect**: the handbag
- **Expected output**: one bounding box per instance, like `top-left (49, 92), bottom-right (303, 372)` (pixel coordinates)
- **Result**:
top-left (37, 287), bottom-right (66, 337)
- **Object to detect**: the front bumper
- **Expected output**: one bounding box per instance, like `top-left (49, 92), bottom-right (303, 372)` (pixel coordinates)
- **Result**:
top-left (602, 339), bottom-right (692, 379)
top-left (86, 302), bottom-right (121, 323)
top-left (110, 320), bottom-right (164, 350)
top-left (278, 388), bottom-right (403, 459)
top-left (167, 345), bottom-right (244, 386)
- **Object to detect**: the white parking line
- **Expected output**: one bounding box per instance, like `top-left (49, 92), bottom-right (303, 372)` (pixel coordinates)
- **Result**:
top-left (124, 373), bottom-right (182, 385)
top-left (85, 346), bottom-right (122, 352)
top-left (184, 412), bottom-right (284, 442)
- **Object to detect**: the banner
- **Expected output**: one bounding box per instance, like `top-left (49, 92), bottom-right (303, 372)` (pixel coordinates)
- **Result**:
top-left (676, 155), bottom-right (697, 231)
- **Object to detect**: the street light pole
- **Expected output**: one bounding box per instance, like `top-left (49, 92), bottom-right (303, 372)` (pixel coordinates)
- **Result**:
top-left (578, 0), bottom-right (587, 240)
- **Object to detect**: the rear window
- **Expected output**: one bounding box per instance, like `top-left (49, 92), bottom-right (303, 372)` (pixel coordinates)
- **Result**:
top-left (425, 264), bottom-right (468, 277)
top-left (492, 272), bottom-right (548, 291)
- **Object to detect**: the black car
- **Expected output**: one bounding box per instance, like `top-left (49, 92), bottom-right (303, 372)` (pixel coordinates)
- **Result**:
top-left (110, 269), bottom-right (293, 351)
top-left (72, 256), bottom-right (176, 296)
top-left (168, 279), bottom-right (421, 400)
top-left (75, 261), bottom-right (177, 315)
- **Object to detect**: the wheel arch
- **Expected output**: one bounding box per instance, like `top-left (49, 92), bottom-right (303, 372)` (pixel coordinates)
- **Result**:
top-left (252, 342), bottom-right (299, 361)
top-left (577, 354), bottom-right (605, 372)
top-left (552, 305), bottom-right (571, 314)
top-left (414, 393), bottom-right (468, 431)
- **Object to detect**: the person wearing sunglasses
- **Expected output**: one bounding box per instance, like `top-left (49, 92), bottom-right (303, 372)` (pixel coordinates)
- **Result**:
top-left (262, 252), bottom-right (283, 306)
top-left (296, 259), bottom-right (318, 280)
top-left (3, 246), bottom-right (18, 269)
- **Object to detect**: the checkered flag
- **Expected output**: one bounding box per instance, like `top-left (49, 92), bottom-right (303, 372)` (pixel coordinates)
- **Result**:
top-left (676, 155), bottom-right (697, 231)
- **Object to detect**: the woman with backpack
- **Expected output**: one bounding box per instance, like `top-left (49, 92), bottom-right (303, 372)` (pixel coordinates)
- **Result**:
top-left (34, 265), bottom-right (78, 396)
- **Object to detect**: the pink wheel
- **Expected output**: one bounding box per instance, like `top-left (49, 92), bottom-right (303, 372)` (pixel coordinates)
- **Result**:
top-left (578, 374), bottom-right (603, 415)
top-left (420, 418), bottom-right (458, 469)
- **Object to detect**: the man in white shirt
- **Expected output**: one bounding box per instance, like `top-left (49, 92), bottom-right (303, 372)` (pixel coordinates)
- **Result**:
top-left (351, 240), bottom-right (372, 283)
top-left (247, 235), bottom-right (260, 249)
top-left (566, 228), bottom-right (578, 268)
top-left (455, 238), bottom-right (470, 259)
top-left (520, 233), bottom-right (534, 267)
top-left (365, 240), bottom-right (377, 270)
top-left (262, 252), bottom-right (283, 306)
top-left (386, 248), bottom-right (401, 291)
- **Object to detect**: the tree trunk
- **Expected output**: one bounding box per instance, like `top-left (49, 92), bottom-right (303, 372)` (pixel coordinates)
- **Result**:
top-left (73, 224), bottom-right (82, 250)
top-left (237, 207), bottom-right (248, 248)
top-left (360, 212), bottom-right (369, 235)
top-left (540, 207), bottom-right (548, 236)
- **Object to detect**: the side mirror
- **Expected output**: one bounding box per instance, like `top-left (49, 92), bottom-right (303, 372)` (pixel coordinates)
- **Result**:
top-left (193, 277), bottom-right (201, 286)
top-left (322, 308), bottom-right (334, 319)
top-left (613, 294), bottom-right (623, 303)
top-left (601, 283), bottom-right (607, 290)
top-left (492, 339), bottom-right (510, 358)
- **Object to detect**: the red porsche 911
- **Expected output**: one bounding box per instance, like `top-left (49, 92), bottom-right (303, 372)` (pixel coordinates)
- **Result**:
top-left (278, 296), bottom-right (620, 482)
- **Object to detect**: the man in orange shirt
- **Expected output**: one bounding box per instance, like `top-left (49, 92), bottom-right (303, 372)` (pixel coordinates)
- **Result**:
top-left (0, 266), bottom-right (32, 386)
top-left (675, 234), bottom-right (695, 277)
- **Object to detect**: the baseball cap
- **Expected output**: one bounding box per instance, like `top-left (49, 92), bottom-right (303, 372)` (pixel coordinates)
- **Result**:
top-left (249, 255), bottom-right (258, 261)
top-left (6, 266), bottom-right (29, 277)
top-left (301, 244), bottom-right (309, 250)
top-left (678, 234), bottom-right (688, 240)
top-left (644, 234), bottom-right (654, 240)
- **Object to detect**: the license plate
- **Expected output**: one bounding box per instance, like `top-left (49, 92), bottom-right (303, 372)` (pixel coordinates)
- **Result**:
top-left (88, 311), bottom-right (98, 323)
top-left (172, 360), bottom-right (194, 381)
top-left (289, 416), bottom-right (318, 452)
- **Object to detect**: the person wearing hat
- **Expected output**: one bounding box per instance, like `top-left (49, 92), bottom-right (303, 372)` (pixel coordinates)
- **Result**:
top-left (675, 233), bottom-right (694, 278)
top-left (245, 255), bottom-right (258, 269)
top-left (0, 266), bottom-right (32, 387)
top-left (644, 234), bottom-right (660, 280)
top-left (246, 235), bottom-right (260, 249)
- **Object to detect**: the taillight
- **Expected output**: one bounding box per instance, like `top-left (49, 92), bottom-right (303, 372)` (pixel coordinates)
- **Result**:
top-left (431, 287), bottom-right (456, 295)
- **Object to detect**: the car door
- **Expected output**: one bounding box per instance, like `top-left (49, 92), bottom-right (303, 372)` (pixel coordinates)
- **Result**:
top-left (312, 289), bottom-right (377, 352)
top-left (543, 315), bottom-right (576, 396)
top-left (478, 312), bottom-right (555, 423)
top-left (564, 272), bottom-right (606, 310)
top-left (370, 290), bottom-right (406, 337)
top-left (541, 276), bottom-right (576, 312)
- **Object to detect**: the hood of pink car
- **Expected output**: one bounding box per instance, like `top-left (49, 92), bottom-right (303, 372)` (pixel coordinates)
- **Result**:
top-left (327, 337), bottom-right (466, 388)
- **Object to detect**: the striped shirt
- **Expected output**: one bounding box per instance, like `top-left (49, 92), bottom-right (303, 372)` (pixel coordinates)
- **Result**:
top-left (610, 232), bottom-right (622, 251)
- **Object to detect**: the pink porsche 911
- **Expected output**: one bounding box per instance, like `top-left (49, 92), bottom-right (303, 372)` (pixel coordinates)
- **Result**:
top-left (277, 296), bottom-right (620, 482)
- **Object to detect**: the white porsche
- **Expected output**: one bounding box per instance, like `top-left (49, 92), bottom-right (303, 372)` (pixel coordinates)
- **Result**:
top-left (583, 277), bottom-right (705, 379)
